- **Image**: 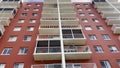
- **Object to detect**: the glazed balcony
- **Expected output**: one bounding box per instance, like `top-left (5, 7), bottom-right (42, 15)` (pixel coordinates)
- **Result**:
top-left (59, 0), bottom-right (71, 3)
top-left (101, 12), bottom-right (120, 18)
top-left (0, 17), bottom-right (10, 26)
top-left (0, 1), bottom-right (21, 8)
top-left (62, 29), bottom-right (86, 45)
top-left (31, 63), bottom-right (97, 68)
top-left (33, 40), bottom-right (61, 60)
top-left (60, 8), bottom-right (75, 13)
top-left (44, 0), bottom-right (57, 4)
top-left (106, 18), bottom-right (120, 25)
top-left (59, 3), bottom-right (73, 9)
top-left (43, 4), bottom-right (58, 9)
top-left (60, 13), bottom-right (77, 18)
top-left (37, 35), bottom-right (60, 40)
top-left (42, 13), bottom-right (58, 18)
top-left (42, 8), bottom-right (58, 13)
top-left (111, 24), bottom-right (120, 34)
top-left (40, 20), bottom-right (59, 25)
top-left (0, 25), bottom-right (5, 37)
top-left (64, 46), bottom-right (92, 59)
top-left (61, 20), bottom-right (79, 28)
top-left (0, 8), bottom-right (16, 18)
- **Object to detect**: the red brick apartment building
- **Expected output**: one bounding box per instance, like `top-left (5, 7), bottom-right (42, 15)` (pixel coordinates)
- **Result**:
top-left (0, 0), bottom-right (120, 68)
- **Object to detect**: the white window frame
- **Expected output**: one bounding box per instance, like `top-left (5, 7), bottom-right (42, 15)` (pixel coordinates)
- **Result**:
top-left (8, 36), bottom-right (17, 42)
top-left (94, 46), bottom-right (103, 53)
top-left (18, 48), bottom-right (28, 55)
top-left (89, 35), bottom-right (97, 40)
top-left (23, 36), bottom-right (31, 41)
top-left (13, 27), bottom-right (21, 31)
top-left (14, 63), bottom-right (24, 68)
top-left (102, 34), bottom-right (111, 40)
top-left (97, 26), bottom-right (104, 30)
top-left (0, 64), bottom-right (5, 68)
top-left (1, 48), bottom-right (12, 55)
top-left (27, 26), bottom-right (34, 31)
top-left (18, 19), bottom-right (24, 23)
top-left (29, 19), bottom-right (36, 23)
top-left (85, 26), bottom-right (92, 30)
top-left (100, 61), bottom-right (111, 68)
top-left (109, 46), bottom-right (119, 53)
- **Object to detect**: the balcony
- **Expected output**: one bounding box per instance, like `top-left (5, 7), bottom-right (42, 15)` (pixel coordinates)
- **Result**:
top-left (42, 8), bottom-right (58, 13)
top-left (60, 13), bottom-right (77, 18)
top-left (60, 8), bottom-right (75, 13)
top-left (42, 13), bottom-right (58, 18)
top-left (64, 46), bottom-right (92, 59)
top-left (62, 29), bottom-right (86, 45)
top-left (59, 3), bottom-right (73, 9)
top-left (43, 4), bottom-right (58, 9)
top-left (0, 25), bottom-right (5, 37)
top-left (61, 20), bottom-right (79, 28)
top-left (0, 17), bottom-right (10, 26)
top-left (31, 63), bottom-right (97, 68)
top-left (106, 18), bottom-right (120, 25)
top-left (37, 35), bottom-right (60, 40)
top-left (0, 1), bottom-right (21, 8)
top-left (111, 24), bottom-right (120, 34)
top-left (44, 0), bottom-right (57, 4)
top-left (59, 0), bottom-right (71, 3)
top-left (101, 12), bottom-right (120, 18)
top-left (33, 40), bottom-right (61, 60)
top-left (0, 8), bottom-right (16, 18)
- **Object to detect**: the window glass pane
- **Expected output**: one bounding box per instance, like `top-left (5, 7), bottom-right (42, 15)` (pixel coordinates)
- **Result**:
top-left (0, 64), bottom-right (5, 68)
top-left (8, 36), bottom-right (17, 42)
top-left (94, 46), bottom-right (103, 53)
top-left (2, 48), bottom-right (12, 55)
top-left (14, 63), bottom-right (24, 68)
top-left (102, 34), bottom-right (111, 40)
top-left (13, 27), bottom-right (21, 31)
top-left (85, 26), bottom-right (92, 30)
top-left (23, 36), bottom-right (31, 41)
top-left (109, 45), bottom-right (118, 52)
top-left (100, 61), bottom-right (111, 68)
top-left (89, 35), bottom-right (97, 40)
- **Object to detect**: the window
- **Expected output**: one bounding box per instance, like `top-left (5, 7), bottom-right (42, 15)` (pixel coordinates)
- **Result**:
top-left (13, 27), bottom-right (21, 31)
top-left (89, 35), bottom-right (97, 40)
top-left (94, 46), bottom-right (103, 53)
top-left (32, 13), bottom-right (38, 16)
top-left (86, 8), bottom-right (91, 11)
top-left (100, 61), bottom-right (111, 68)
top-left (77, 8), bottom-right (82, 11)
top-left (83, 4), bottom-right (88, 6)
top-left (79, 13), bottom-right (85, 16)
top-left (89, 13), bottom-right (95, 16)
top-left (26, 3), bottom-right (31, 6)
top-left (23, 35), bottom-right (31, 41)
top-left (97, 26), bottom-right (104, 30)
top-left (27, 26), bottom-right (34, 31)
top-left (102, 34), bottom-right (111, 40)
top-left (93, 19), bottom-right (99, 23)
top-left (35, 4), bottom-right (40, 6)
top-left (8, 36), bottom-right (17, 42)
top-left (76, 4), bottom-right (80, 7)
top-left (21, 13), bottom-right (27, 16)
top-left (85, 26), bottom-right (92, 30)
top-left (33, 8), bottom-right (39, 11)
top-left (24, 8), bottom-right (29, 11)
top-left (14, 63), bottom-right (24, 68)
top-left (18, 48), bottom-right (28, 55)
top-left (0, 64), bottom-right (5, 68)
top-left (18, 19), bottom-right (24, 23)
top-left (82, 19), bottom-right (88, 23)
top-left (117, 60), bottom-right (120, 66)
top-left (29, 19), bottom-right (36, 23)
top-left (108, 45), bottom-right (118, 53)
top-left (1, 48), bottom-right (12, 55)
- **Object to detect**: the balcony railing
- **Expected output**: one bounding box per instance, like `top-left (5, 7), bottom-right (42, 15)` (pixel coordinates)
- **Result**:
top-left (37, 35), bottom-right (60, 40)
top-left (111, 24), bottom-right (120, 34)
top-left (0, 17), bottom-right (10, 26)
top-left (35, 47), bottom-right (61, 53)
top-left (64, 46), bottom-right (92, 59)
top-left (106, 18), bottom-right (120, 25)
top-left (31, 63), bottom-right (97, 68)
top-left (63, 34), bottom-right (84, 38)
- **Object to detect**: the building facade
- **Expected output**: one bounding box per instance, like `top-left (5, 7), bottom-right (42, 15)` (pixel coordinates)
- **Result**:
top-left (0, 0), bottom-right (120, 68)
